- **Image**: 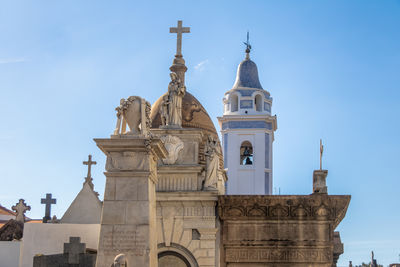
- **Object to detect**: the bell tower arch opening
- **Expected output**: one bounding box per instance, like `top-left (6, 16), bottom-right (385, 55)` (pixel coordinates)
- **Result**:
top-left (231, 94), bottom-right (238, 112)
top-left (255, 94), bottom-right (262, 112)
top-left (240, 141), bottom-right (253, 165)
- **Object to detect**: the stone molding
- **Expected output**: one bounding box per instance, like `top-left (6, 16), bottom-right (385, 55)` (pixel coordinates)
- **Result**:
top-left (218, 195), bottom-right (350, 228)
top-left (225, 247), bottom-right (332, 263)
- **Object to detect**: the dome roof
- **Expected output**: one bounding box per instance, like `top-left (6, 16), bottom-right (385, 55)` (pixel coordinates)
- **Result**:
top-left (150, 91), bottom-right (218, 136)
top-left (232, 57), bottom-right (263, 90)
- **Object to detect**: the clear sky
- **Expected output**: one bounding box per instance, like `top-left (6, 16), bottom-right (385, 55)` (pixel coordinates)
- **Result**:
top-left (1, 0), bottom-right (399, 265)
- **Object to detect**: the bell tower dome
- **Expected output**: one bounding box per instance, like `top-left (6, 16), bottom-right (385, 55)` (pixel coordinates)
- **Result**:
top-left (218, 40), bottom-right (277, 195)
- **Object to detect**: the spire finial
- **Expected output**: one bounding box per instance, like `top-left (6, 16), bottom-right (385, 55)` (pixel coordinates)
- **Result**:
top-left (169, 20), bottom-right (190, 85)
top-left (243, 31), bottom-right (251, 59)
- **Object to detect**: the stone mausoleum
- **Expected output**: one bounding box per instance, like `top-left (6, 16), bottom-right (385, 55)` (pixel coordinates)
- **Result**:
top-left (5, 21), bottom-right (350, 267)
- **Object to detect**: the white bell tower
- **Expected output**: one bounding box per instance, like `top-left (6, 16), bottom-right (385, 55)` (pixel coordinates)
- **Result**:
top-left (218, 43), bottom-right (277, 195)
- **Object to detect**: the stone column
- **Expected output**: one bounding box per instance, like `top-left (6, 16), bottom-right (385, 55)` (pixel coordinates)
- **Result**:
top-left (94, 137), bottom-right (167, 267)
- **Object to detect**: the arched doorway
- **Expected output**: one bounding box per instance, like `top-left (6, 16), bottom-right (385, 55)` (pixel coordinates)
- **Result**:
top-left (158, 251), bottom-right (190, 267)
top-left (158, 243), bottom-right (199, 267)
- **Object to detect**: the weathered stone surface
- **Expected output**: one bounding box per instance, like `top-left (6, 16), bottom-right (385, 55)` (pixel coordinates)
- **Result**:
top-left (94, 137), bottom-right (167, 267)
top-left (33, 237), bottom-right (96, 267)
top-left (218, 195), bottom-right (350, 267)
top-left (156, 191), bottom-right (219, 267)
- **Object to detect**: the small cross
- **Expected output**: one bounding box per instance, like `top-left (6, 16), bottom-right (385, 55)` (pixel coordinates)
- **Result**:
top-left (320, 139), bottom-right (324, 170)
top-left (41, 193), bottom-right (56, 223)
top-left (64, 237), bottom-right (86, 264)
top-left (83, 154), bottom-right (96, 180)
top-left (12, 199), bottom-right (31, 223)
top-left (170, 20), bottom-right (190, 56)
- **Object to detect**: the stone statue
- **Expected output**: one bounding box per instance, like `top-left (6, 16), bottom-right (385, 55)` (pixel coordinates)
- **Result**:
top-left (112, 254), bottom-right (127, 267)
top-left (160, 72), bottom-right (186, 127)
top-left (12, 199), bottom-right (30, 223)
top-left (114, 96), bottom-right (151, 136)
top-left (203, 136), bottom-right (220, 190)
top-left (160, 94), bottom-right (170, 126)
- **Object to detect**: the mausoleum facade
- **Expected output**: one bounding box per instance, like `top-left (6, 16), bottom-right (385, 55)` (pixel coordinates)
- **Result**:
top-left (6, 20), bottom-right (350, 267)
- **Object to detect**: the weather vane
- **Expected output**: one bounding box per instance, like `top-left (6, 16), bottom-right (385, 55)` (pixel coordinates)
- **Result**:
top-left (243, 31), bottom-right (251, 53)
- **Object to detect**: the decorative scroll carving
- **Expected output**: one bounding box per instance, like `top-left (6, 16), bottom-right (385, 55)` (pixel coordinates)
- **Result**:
top-left (160, 135), bottom-right (184, 164)
top-left (114, 96), bottom-right (151, 136)
top-left (218, 195), bottom-right (350, 221)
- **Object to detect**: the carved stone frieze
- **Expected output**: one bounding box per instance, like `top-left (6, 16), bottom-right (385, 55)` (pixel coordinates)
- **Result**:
top-left (105, 152), bottom-right (149, 172)
top-left (225, 247), bottom-right (332, 263)
top-left (218, 195), bottom-right (350, 225)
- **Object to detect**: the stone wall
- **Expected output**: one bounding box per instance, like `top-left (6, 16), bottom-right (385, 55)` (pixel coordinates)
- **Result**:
top-left (20, 224), bottom-right (100, 267)
top-left (0, 241), bottom-right (20, 267)
top-left (157, 192), bottom-right (219, 267)
top-left (218, 195), bottom-right (350, 267)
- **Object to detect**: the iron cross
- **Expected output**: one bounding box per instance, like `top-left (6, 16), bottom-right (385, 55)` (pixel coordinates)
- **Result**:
top-left (320, 139), bottom-right (324, 170)
top-left (41, 193), bottom-right (56, 223)
top-left (170, 20), bottom-right (190, 56)
top-left (83, 154), bottom-right (96, 179)
top-left (244, 31), bottom-right (252, 52)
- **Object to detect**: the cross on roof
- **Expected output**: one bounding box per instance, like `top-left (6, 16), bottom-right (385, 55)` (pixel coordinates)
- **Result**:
top-left (64, 237), bottom-right (86, 264)
top-left (12, 199), bottom-right (30, 223)
top-left (170, 20), bottom-right (190, 56)
top-left (83, 154), bottom-right (96, 179)
top-left (244, 31), bottom-right (252, 53)
top-left (320, 139), bottom-right (324, 170)
top-left (41, 193), bottom-right (56, 223)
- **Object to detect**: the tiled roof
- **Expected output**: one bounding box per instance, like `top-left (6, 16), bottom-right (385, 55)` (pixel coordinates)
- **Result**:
top-left (0, 205), bottom-right (16, 216)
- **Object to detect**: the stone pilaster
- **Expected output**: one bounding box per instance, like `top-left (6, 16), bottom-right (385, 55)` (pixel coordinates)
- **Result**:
top-left (94, 137), bottom-right (167, 267)
top-left (313, 169), bottom-right (328, 194)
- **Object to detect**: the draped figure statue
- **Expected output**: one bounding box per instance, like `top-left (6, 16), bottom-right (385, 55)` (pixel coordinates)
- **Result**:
top-left (160, 72), bottom-right (186, 127)
top-left (204, 136), bottom-right (220, 190)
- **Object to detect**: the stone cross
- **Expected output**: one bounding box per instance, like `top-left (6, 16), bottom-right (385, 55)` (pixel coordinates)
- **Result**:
top-left (41, 193), bottom-right (56, 223)
top-left (83, 154), bottom-right (96, 179)
top-left (12, 199), bottom-right (31, 223)
top-left (169, 20), bottom-right (190, 56)
top-left (64, 237), bottom-right (86, 264)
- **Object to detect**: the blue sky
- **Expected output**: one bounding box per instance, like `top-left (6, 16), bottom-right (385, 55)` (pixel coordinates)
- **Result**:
top-left (1, 1), bottom-right (399, 265)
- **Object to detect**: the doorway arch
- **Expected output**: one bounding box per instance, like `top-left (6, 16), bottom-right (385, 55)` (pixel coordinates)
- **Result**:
top-left (158, 243), bottom-right (199, 267)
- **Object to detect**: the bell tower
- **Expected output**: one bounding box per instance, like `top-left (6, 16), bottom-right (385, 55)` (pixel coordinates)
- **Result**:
top-left (218, 40), bottom-right (277, 195)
